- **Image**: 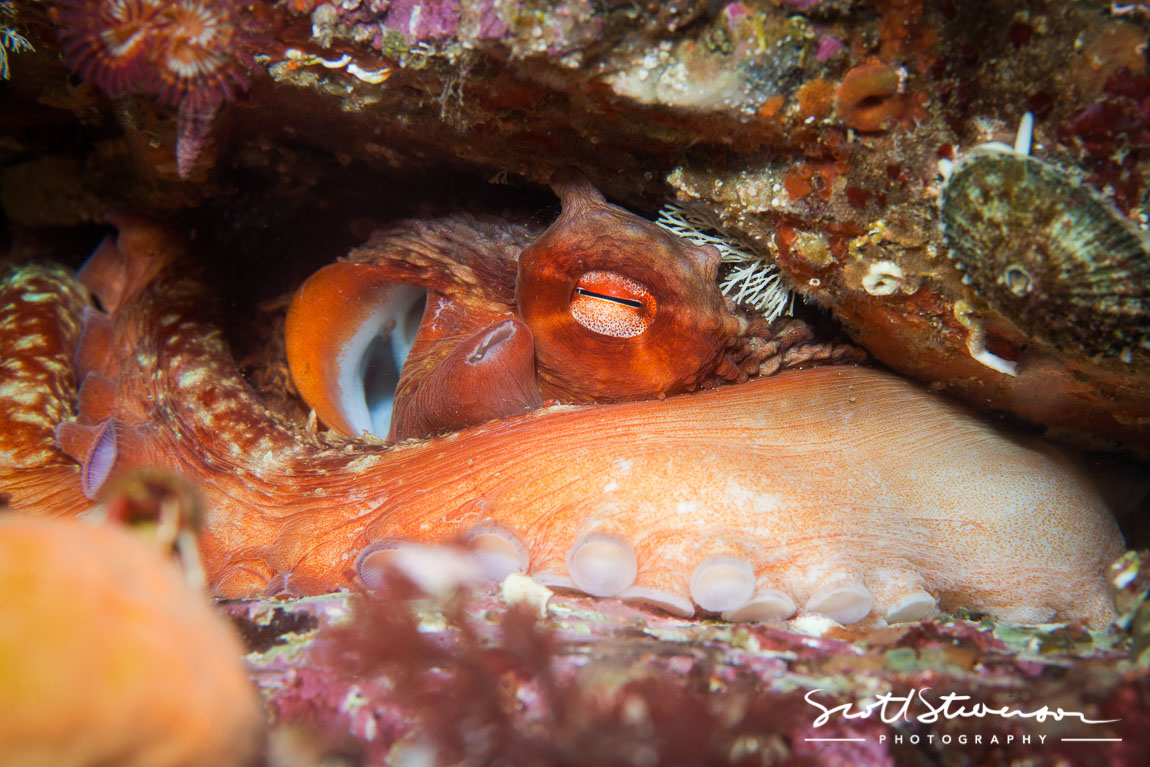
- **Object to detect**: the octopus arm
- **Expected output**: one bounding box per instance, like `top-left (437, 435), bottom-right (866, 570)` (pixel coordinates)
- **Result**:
top-left (0, 263), bottom-right (91, 515)
top-left (285, 262), bottom-right (428, 438)
top-left (32, 216), bottom-right (1123, 628)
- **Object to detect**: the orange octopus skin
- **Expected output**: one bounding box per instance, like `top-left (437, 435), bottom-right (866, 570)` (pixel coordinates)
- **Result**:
top-left (284, 171), bottom-right (774, 442)
top-left (286, 214), bottom-right (545, 441)
top-left (29, 217), bottom-right (1124, 628)
top-left (0, 263), bottom-right (90, 516)
top-left (516, 168), bottom-right (742, 403)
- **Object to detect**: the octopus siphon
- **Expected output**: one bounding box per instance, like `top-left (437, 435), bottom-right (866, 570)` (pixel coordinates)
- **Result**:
top-left (0, 173), bottom-right (1124, 627)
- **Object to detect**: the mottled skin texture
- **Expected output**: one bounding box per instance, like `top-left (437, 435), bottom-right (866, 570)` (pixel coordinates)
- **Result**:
top-left (0, 264), bottom-right (89, 516)
top-left (286, 219), bottom-right (547, 441)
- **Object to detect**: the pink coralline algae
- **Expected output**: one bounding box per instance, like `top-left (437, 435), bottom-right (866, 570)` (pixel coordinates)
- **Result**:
top-left (1058, 67), bottom-right (1150, 214)
top-left (816, 34), bottom-right (846, 62)
top-left (384, 0), bottom-right (462, 40)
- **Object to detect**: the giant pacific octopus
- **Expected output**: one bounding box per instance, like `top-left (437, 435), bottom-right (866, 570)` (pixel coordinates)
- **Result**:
top-left (0, 172), bottom-right (1125, 627)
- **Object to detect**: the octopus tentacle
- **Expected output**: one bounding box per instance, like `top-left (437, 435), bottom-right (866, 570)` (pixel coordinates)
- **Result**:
top-left (712, 316), bottom-right (866, 384)
top-left (43, 216), bottom-right (1125, 628)
top-left (72, 307), bottom-right (118, 380)
top-left (0, 263), bottom-right (91, 514)
top-left (77, 213), bottom-right (176, 313)
top-left (285, 262), bottom-right (427, 438)
top-left (53, 219), bottom-right (181, 500)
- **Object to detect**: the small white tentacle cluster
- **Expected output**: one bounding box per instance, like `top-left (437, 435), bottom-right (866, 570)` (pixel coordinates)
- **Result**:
top-left (656, 203), bottom-right (795, 321)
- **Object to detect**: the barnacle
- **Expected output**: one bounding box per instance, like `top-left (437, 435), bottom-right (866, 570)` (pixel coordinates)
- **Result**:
top-left (835, 60), bottom-right (907, 133)
top-left (860, 259), bottom-right (907, 296)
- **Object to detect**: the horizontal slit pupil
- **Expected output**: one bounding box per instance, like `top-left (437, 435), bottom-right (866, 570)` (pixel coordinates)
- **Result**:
top-left (575, 287), bottom-right (643, 309)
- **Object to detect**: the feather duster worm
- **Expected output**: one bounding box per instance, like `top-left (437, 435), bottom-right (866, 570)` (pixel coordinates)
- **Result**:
top-left (54, 0), bottom-right (250, 110)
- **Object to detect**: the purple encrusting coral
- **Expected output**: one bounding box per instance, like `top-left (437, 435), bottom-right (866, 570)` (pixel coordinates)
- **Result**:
top-left (467, 0), bottom-right (509, 41)
top-left (816, 34), bottom-right (846, 61)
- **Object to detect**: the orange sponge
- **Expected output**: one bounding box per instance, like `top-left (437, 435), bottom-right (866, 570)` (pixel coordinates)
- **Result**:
top-left (0, 515), bottom-right (262, 767)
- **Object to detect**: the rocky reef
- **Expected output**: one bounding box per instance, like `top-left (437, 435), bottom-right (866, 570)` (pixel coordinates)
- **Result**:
top-left (4, 0), bottom-right (1149, 451)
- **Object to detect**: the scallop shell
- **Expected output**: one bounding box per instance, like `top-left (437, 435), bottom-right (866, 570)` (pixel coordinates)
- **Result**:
top-left (940, 144), bottom-right (1150, 361)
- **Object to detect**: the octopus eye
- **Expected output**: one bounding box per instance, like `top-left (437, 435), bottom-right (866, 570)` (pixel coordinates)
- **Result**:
top-left (569, 270), bottom-right (655, 338)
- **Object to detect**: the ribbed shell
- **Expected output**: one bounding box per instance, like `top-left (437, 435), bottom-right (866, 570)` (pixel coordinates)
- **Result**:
top-left (940, 146), bottom-right (1150, 359)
